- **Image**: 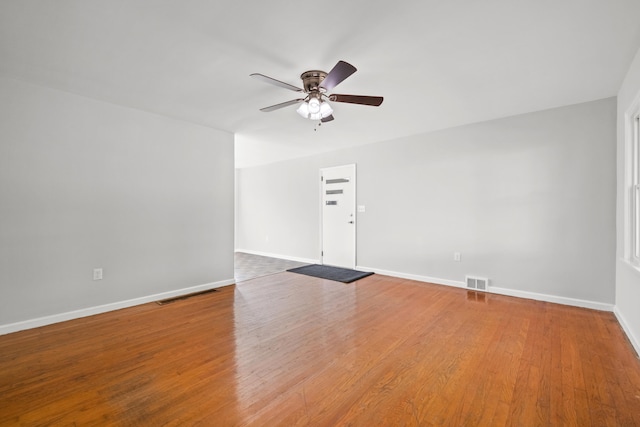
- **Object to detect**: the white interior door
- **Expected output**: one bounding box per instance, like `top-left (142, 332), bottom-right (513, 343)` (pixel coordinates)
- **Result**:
top-left (321, 164), bottom-right (356, 269)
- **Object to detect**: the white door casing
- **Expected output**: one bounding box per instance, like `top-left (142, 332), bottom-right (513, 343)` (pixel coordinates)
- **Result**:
top-left (321, 164), bottom-right (356, 269)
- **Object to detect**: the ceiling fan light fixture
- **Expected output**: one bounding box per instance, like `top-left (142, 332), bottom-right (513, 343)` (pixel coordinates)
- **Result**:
top-left (309, 111), bottom-right (323, 120)
top-left (298, 99), bottom-right (332, 121)
top-left (296, 101), bottom-right (309, 118)
top-left (308, 97), bottom-right (321, 114)
top-left (320, 101), bottom-right (333, 118)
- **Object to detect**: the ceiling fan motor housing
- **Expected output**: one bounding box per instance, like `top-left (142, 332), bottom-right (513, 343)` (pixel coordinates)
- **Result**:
top-left (300, 70), bottom-right (327, 93)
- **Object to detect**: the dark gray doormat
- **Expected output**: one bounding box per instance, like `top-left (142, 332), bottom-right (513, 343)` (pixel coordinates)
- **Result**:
top-left (287, 264), bottom-right (374, 283)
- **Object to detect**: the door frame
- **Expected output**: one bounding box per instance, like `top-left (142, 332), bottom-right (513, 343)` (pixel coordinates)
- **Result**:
top-left (319, 164), bottom-right (357, 269)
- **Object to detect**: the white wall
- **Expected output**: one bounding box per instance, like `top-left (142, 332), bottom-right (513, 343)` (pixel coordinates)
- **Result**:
top-left (236, 159), bottom-right (322, 262)
top-left (616, 47), bottom-right (640, 354)
top-left (237, 98), bottom-right (616, 306)
top-left (0, 77), bottom-right (235, 329)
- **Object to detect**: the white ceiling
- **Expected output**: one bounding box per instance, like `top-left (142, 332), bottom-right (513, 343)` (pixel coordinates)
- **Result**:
top-left (1, 1), bottom-right (639, 168)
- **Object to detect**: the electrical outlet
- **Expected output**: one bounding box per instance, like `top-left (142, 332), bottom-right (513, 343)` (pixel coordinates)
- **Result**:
top-left (93, 268), bottom-right (103, 281)
top-left (454, 252), bottom-right (461, 262)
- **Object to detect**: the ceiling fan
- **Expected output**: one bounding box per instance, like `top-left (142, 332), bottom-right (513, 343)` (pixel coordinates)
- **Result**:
top-left (250, 60), bottom-right (383, 123)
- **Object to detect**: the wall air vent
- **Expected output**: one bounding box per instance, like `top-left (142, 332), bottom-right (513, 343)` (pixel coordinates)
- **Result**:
top-left (465, 276), bottom-right (489, 292)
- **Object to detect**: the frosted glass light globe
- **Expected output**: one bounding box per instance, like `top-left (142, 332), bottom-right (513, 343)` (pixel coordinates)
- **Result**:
top-left (296, 102), bottom-right (309, 118)
top-left (320, 101), bottom-right (333, 118)
top-left (308, 97), bottom-right (321, 114)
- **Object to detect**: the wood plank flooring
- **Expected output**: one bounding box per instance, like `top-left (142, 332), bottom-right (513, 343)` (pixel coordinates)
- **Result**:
top-left (1, 273), bottom-right (639, 426)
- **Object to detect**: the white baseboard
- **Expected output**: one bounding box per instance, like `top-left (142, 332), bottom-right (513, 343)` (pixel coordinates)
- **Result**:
top-left (614, 306), bottom-right (640, 358)
top-left (235, 249), bottom-right (319, 265)
top-left (488, 286), bottom-right (614, 312)
top-left (0, 278), bottom-right (235, 336)
top-left (357, 266), bottom-right (466, 288)
top-left (358, 265), bottom-right (614, 312)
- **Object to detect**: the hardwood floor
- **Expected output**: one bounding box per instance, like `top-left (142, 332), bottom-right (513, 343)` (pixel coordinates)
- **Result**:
top-left (1, 273), bottom-right (639, 426)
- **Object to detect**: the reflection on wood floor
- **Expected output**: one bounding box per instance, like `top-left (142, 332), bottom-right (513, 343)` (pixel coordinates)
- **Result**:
top-left (1, 272), bottom-right (639, 425)
top-left (234, 251), bottom-right (309, 282)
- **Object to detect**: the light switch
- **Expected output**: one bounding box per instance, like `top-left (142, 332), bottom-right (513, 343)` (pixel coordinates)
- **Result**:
top-left (357, 205), bottom-right (366, 213)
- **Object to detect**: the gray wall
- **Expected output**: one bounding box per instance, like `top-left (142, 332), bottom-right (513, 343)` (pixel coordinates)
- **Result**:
top-left (0, 77), bottom-right (235, 326)
top-left (237, 98), bottom-right (616, 304)
top-left (616, 46), bottom-right (640, 351)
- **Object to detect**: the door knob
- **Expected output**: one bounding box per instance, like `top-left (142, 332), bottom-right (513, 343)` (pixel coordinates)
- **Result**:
top-left (348, 221), bottom-right (354, 224)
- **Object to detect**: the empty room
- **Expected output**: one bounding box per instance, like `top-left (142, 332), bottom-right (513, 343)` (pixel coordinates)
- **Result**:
top-left (2, 1), bottom-right (640, 425)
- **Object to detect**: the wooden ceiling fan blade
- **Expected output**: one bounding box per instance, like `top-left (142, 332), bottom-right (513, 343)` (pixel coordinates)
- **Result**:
top-left (321, 114), bottom-right (335, 123)
top-left (329, 94), bottom-right (383, 106)
top-left (260, 99), bottom-right (304, 112)
top-left (250, 73), bottom-right (304, 92)
top-left (319, 61), bottom-right (357, 91)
